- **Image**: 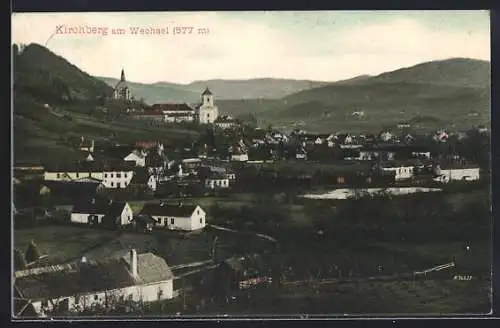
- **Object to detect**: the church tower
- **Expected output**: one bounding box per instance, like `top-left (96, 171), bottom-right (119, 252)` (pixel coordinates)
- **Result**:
top-left (202, 87), bottom-right (214, 106)
top-left (197, 87), bottom-right (218, 124)
top-left (113, 67), bottom-right (131, 101)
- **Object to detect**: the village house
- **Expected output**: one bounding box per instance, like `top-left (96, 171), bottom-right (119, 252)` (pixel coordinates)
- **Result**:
top-left (214, 115), bottom-right (239, 129)
top-left (152, 103), bottom-right (195, 123)
top-left (379, 130), bottom-right (394, 143)
top-left (295, 146), bottom-right (307, 160)
top-left (377, 160), bottom-right (421, 181)
top-left (14, 250), bottom-right (174, 316)
top-left (433, 163), bottom-right (481, 183)
top-left (78, 137), bottom-right (95, 153)
top-left (434, 130), bottom-right (449, 143)
top-left (397, 122), bottom-right (411, 129)
top-left (43, 161), bottom-right (135, 189)
top-left (139, 203), bottom-right (206, 231)
top-left (204, 172), bottom-right (230, 189)
top-left (129, 169), bottom-right (158, 192)
top-left (124, 150), bottom-right (147, 167)
top-left (70, 198), bottom-right (133, 227)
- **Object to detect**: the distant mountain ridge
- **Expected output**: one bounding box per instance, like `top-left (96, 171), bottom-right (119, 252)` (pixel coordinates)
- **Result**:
top-left (97, 76), bottom-right (330, 104)
top-left (256, 58), bottom-right (491, 132)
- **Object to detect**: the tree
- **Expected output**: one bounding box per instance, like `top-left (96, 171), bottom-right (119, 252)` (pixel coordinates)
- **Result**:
top-left (14, 249), bottom-right (27, 270)
top-left (25, 239), bottom-right (41, 263)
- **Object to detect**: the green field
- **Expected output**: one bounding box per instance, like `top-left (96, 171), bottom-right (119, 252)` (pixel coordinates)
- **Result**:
top-left (14, 226), bottom-right (118, 266)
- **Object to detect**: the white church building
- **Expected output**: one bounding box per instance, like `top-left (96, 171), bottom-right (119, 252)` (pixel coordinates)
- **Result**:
top-left (196, 88), bottom-right (219, 124)
top-left (150, 88), bottom-right (219, 125)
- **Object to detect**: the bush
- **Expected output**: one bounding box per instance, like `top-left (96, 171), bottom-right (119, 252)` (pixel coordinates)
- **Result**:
top-left (25, 239), bottom-right (41, 263)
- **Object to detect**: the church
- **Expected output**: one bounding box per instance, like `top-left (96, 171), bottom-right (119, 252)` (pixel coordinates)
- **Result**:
top-left (149, 87), bottom-right (219, 125)
top-left (113, 68), bottom-right (131, 101)
top-left (195, 88), bottom-right (219, 124)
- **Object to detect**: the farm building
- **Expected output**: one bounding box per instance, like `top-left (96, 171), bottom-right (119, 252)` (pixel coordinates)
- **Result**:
top-left (14, 250), bottom-right (174, 317)
top-left (139, 203), bottom-right (206, 231)
top-left (70, 199), bottom-right (133, 227)
top-left (204, 172), bottom-right (230, 190)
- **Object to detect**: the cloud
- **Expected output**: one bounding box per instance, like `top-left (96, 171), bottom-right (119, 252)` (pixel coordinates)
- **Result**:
top-left (11, 12), bottom-right (490, 84)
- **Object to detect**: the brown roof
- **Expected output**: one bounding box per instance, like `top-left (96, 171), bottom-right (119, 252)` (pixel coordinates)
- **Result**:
top-left (15, 260), bottom-right (135, 300)
top-left (15, 253), bottom-right (174, 301)
top-left (123, 253), bottom-right (174, 284)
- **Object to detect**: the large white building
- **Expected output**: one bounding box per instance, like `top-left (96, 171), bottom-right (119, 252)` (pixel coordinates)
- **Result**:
top-left (14, 250), bottom-right (175, 317)
top-left (139, 203), bottom-right (206, 231)
top-left (44, 162), bottom-right (135, 189)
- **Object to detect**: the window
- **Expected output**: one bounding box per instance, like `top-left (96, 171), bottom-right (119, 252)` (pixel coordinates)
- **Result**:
top-left (56, 173), bottom-right (60, 178)
top-left (111, 173), bottom-right (114, 178)
top-left (124, 173), bottom-right (127, 178)
top-left (117, 173), bottom-right (121, 178)
top-left (104, 173), bottom-right (108, 178)
top-left (200, 218), bottom-right (203, 224)
top-left (94, 295), bottom-right (98, 300)
top-left (76, 173), bottom-right (79, 178)
top-left (197, 210), bottom-right (200, 215)
top-left (41, 300), bottom-right (48, 308)
top-left (89, 173), bottom-right (92, 178)
top-left (111, 182), bottom-right (114, 187)
top-left (170, 218), bottom-right (174, 225)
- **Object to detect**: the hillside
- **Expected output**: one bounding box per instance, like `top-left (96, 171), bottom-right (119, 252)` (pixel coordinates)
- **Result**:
top-left (235, 58), bottom-right (492, 133)
top-left (13, 43), bottom-right (199, 165)
top-left (362, 58), bottom-right (491, 88)
top-left (14, 43), bottom-right (113, 103)
top-left (97, 76), bottom-right (329, 104)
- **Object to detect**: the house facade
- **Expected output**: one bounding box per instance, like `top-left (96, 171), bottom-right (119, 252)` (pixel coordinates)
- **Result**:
top-left (70, 199), bottom-right (133, 226)
top-left (14, 250), bottom-right (174, 316)
top-left (205, 173), bottom-right (230, 189)
top-left (44, 162), bottom-right (134, 189)
top-left (139, 203), bottom-right (206, 231)
top-left (124, 151), bottom-right (147, 167)
top-left (379, 162), bottom-right (416, 181)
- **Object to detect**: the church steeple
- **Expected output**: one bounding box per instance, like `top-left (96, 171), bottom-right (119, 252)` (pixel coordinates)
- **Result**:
top-left (120, 68), bottom-right (126, 82)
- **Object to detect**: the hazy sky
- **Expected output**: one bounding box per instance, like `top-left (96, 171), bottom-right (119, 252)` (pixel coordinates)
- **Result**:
top-left (12, 11), bottom-right (490, 84)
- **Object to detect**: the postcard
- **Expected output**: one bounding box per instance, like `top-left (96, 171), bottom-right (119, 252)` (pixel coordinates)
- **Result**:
top-left (11, 10), bottom-right (492, 319)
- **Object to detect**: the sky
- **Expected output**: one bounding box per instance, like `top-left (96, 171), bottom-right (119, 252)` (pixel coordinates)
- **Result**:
top-left (11, 11), bottom-right (490, 84)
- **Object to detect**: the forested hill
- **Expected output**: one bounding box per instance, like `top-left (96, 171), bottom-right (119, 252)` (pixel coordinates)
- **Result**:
top-left (13, 43), bottom-right (113, 104)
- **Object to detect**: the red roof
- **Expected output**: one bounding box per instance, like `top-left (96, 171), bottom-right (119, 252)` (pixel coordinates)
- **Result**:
top-left (151, 103), bottom-right (193, 112)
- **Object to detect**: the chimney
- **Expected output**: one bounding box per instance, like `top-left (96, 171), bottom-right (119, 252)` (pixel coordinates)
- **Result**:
top-left (129, 249), bottom-right (138, 277)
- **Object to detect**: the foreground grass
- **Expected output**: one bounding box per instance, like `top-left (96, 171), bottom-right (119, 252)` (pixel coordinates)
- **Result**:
top-left (14, 226), bottom-right (117, 265)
